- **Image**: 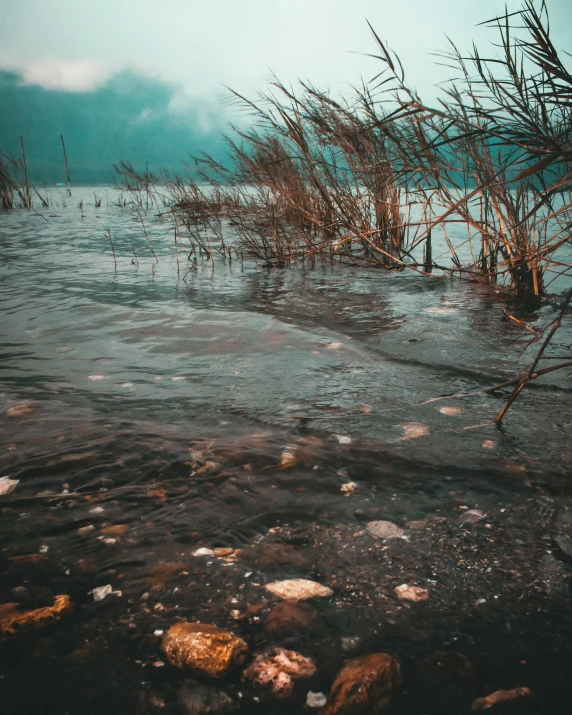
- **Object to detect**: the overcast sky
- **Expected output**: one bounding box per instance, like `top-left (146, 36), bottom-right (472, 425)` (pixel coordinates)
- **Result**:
top-left (2, 0), bottom-right (571, 100)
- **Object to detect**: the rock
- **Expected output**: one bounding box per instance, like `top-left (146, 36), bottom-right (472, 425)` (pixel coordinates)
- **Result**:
top-left (177, 682), bottom-right (238, 714)
top-left (90, 584), bottom-right (122, 601)
top-left (459, 510), bottom-right (486, 525)
top-left (395, 584), bottom-right (429, 602)
top-left (334, 435), bottom-right (352, 444)
top-left (419, 652), bottom-right (476, 714)
top-left (0, 476), bottom-right (19, 496)
top-left (162, 623), bottom-right (248, 678)
top-left (400, 422), bottom-right (429, 440)
top-left (214, 548), bottom-right (234, 558)
top-left (471, 687), bottom-right (533, 711)
top-left (327, 342), bottom-right (344, 350)
top-left (306, 691), bottom-right (327, 708)
top-left (341, 482), bottom-right (358, 495)
top-left (194, 548), bottom-right (215, 557)
top-left (0, 594), bottom-right (73, 635)
top-left (77, 524), bottom-right (95, 536)
top-left (280, 447), bottom-right (298, 468)
top-left (265, 599), bottom-right (320, 639)
top-left (340, 636), bottom-right (361, 653)
top-left (366, 521), bottom-right (404, 540)
top-left (323, 653), bottom-right (402, 714)
top-left (242, 647), bottom-right (317, 699)
top-left (264, 579), bottom-right (333, 600)
top-left (6, 403), bottom-right (34, 417)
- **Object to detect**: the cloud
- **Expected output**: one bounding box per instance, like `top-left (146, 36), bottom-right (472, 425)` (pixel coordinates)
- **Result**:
top-left (0, 57), bottom-right (112, 92)
top-left (0, 68), bottom-right (230, 183)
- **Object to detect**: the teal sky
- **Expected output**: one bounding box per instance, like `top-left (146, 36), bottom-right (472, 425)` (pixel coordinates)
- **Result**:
top-left (1, 0), bottom-right (571, 182)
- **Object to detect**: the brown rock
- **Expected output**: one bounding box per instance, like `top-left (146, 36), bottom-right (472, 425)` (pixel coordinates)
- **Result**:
top-left (394, 584), bottom-right (429, 603)
top-left (472, 687), bottom-right (533, 711)
top-left (242, 646), bottom-right (317, 699)
top-left (323, 653), bottom-right (402, 714)
top-left (419, 652), bottom-right (476, 714)
top-left (0, 594), bottom-right (73, 635)
top-left (265, 599), bottom-right (320, 639)
top-left (161, 623), bottom-right (248, 678)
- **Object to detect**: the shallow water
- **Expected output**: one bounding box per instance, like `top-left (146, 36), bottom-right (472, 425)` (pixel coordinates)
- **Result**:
top-left (1, 188), bottom-right (572, 714)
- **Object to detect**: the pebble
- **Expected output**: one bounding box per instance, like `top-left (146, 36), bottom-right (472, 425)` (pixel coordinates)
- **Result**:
top-left (242, 647), bottom-right (317, 699)
top-left (366, 521), bottom-right (405, 540)
top-left (400, 422), bottom-right (430, 440)
top-left (161, 623), bottom-right (248, 678)
top-left (264, 579), bottom-right (333, 600)
top-left (341, 482), bottom-right (358, 495)
top-left (6, 404), bottom-right (34, 417)
top-left (90, 585), bottom-right (122, 602)
top-left (395, 584), bottom-right (429, 602)
top-left (459, 509), bottom-right (486, 525)
top-left (472, 686), bottom-right (533, 711)
top-left (265, 599), bottom-right (320, 639)
top-left (334, 435), bottom-right (352, 444)
top-left (193, 548), bottom-right (215, 557)
top-left (327, 342), bottom-right (344, 350)
top-left (306, 691), bottom-right (327, 708)
top-left (0, 477), bottom-right (19, 496)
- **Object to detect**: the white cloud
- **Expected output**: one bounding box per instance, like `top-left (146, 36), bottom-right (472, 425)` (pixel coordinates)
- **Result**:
top-left (1, 57), bottom-right (112, 91)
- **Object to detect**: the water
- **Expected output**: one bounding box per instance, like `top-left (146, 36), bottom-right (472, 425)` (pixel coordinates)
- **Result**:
top-left (1, 188), bottom-right (572, 714)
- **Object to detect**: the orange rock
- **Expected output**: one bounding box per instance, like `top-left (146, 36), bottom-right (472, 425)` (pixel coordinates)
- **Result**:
top-left (161, 622), bottom-right (248, 678)
top-left (0, 595), bottom-right (73, 636)
top-left (100, 524), bottom-right (129, 536)
top-left (472, 687), bottom-right (533, 711)
top-left (323, 653), bottom-right (402, 714)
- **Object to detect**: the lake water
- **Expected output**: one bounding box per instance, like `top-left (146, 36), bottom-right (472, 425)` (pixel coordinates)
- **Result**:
top-left (1, 187), bottom-right (572, 714)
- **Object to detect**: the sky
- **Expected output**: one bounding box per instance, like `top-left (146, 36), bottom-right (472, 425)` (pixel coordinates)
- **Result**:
top-left (1, 0), bottom-right (571, 182)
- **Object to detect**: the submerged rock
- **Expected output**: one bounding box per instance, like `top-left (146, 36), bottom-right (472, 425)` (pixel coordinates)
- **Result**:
top-left (6, 403), bottom-right (35, 417)
top-left (264, 579), bottom-right (333, 600)
top-left (162, 623), bottom-right (248, 678)
top-left (306, 691), bottom-right (327, 708)
top-left (0, 594), bottom-right (73, 635)
top-left (0, 476), bottom-right (19, 496)
top-left (323, 653), bottom-right (402, 714)
top-left (394, 584), bottom-right (429, 602)
top-left (242, 646), bottom-right (317, 699)
top-left (366, 521), bottom-right (404, 540)
top-left (177, 681), bottom-right (239, 715)
top-left (472, 687), bottom-right (533, 711)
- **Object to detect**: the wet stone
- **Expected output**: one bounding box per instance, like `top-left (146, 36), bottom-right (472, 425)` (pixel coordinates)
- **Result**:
top-left (161, 623), bottom-right (248, 678)
top-left (395, 584), bottom-right (429, 602)
top-left (323, 653), bottom-right (402, 715)
top-left (366, 521), bottom-right (405, 540)
top-left (471, 687), bottom-right (533, 712)
top-left (0, 594), bottom-right (73, 635)
top-left (242, 646), bottom-right (317, 699)
top-left (264, 579), bottom-right (333, 600)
